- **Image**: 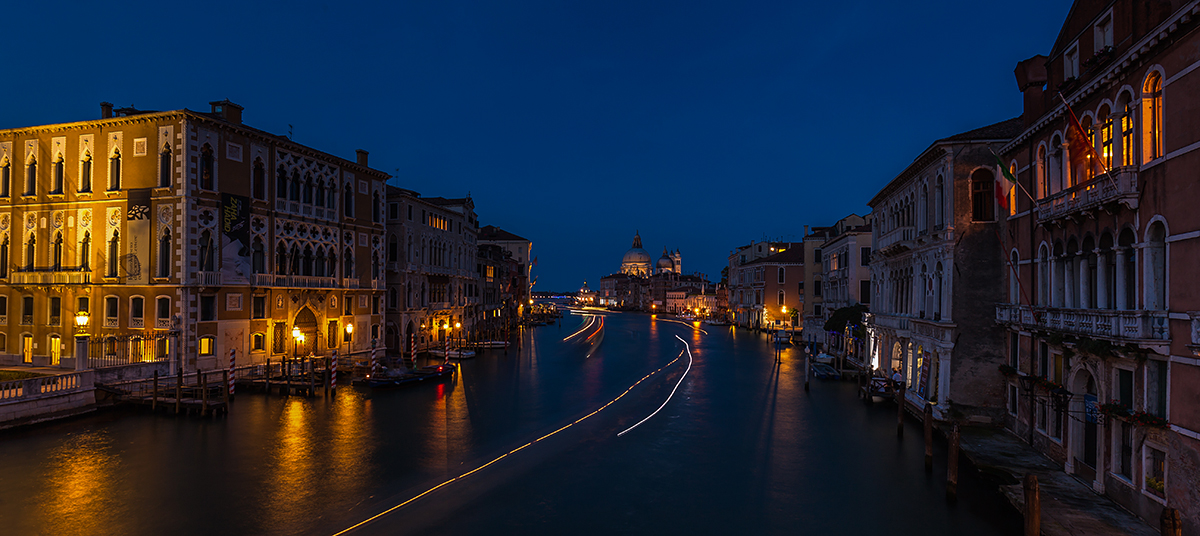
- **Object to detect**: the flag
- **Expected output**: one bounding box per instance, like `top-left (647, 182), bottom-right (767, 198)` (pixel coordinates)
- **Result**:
top-left (532, 256), bottom-right (538, 267)
top-left (1060, 93), bottom-right (1108, 183)
top-left (993, 153), bottom-right (1017, 211)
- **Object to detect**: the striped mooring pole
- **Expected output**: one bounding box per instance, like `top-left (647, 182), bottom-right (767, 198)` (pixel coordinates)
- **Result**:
top-left (228, 349), bottom-right (236, 397)
top-left (330, 350), bottom-right (338, 391)
top-left (369, 346), bottom-right (378, 377)
top-left (409, 332), bottom-right (416, 369)
top-left (444, 331), bottom-right (449, 363)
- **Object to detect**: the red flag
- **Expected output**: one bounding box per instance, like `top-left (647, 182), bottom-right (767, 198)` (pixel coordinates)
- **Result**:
top-left (1061, 95), bottom-right (1106, 183)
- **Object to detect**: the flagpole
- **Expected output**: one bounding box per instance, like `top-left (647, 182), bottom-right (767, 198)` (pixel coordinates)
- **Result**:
top-left (1057, 92), bottom-right (1119, 190)
top-left (989, 146), bottom-right (1036, 203)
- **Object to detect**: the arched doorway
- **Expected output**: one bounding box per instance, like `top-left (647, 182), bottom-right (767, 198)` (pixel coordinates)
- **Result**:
top-left (891, 340), bottom-right (903, 373)
top-left (293, 306), bottom-right (318, 357)
top-left (1070, 369), bottom-right (1100, 484)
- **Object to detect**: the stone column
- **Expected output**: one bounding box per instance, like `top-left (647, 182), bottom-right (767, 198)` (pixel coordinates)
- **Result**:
top-left (1064, 257), bottom-right (1075, 308)
top-left (1115, 248), bottom-right (1127, 310)
top-left (1079, 254), bottom-right (1090, 309)
top-left (1051, 256), bottom-right (1061, 307)
top-left (1096, 249), bottom-right (1109, 309)
top-left (1112, 111), bottom-right (1125, 167)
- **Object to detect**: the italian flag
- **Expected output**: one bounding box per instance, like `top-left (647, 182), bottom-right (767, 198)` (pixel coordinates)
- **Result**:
top-left (993, 153), bottom-right (1017, 210)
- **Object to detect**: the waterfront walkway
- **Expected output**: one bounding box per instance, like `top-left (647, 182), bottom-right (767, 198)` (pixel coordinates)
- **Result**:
top-left (957, 426), bottom-right (1156, 536)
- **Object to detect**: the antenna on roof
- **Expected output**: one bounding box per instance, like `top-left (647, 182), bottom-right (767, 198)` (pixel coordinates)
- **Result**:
top-left (287, 124), bottom-right (294, 140)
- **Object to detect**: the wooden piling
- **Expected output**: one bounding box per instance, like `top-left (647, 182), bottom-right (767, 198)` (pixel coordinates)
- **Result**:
top-left (1161, 507), bottom-right (1181, 536)
top-left (152, 370), bottom-right (159, 412)
top-left (265, 358), bottom-right (271, 395)
top-left (924, 404), bottom-right (933, 472)
top-left (222, 370), bottom-right (230, 413)
top-left (175, 367), bottom-right (183, 415)
top-left (896, 383), bottom-right (905, 437)
top-left (946, 423), bottom-right (960, 501)
top-left (201, 371), bottom-right (209, 418)
top-left (324, 358), bottom-right (330, 396)
top-left (1023, 474), bottom-right (1040, 536)
top-left (804, 352), bottom-right (810, 393)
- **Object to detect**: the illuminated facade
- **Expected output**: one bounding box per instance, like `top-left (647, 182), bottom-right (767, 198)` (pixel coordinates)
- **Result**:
top-left (478, 225), bottom-right (531, 317)
top-left (997, 1), bottom-right (1200, 527)
top-left (727, 240), bottom-right (799, 328)
top-left (864, 118), bottom-right (1021, 422)
top-left (383, 186), bottom-right (480, 355)
top-left (0, 100), bottom-right (387, 371)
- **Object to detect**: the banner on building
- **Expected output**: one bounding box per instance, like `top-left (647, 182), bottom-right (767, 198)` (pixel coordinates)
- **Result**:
top-left (1085, 394), bottom-right (1099, 424)
top-left (916, 354), bottom-right (931, 399)
top-left (125, 188), bottom-right (153, 284)
top-left (221, 193), bottom-right (251, 285)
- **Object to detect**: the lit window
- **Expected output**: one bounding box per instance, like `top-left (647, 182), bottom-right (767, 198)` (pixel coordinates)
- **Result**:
top-left (199, 336), bottom-right (215, 356)
top-left (1143, 71), bottom-right (1163, 162)
top-left (108, 150), bottom-right (121, 191)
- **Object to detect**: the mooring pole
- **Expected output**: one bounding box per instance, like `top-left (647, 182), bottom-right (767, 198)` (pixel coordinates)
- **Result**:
top-left (1023, 474), bottom-right (1040, 536)
top-left (1161, 507), bottom-right (1181, 536)
top-left (896, 383), bottom-right (905, 437)
top-left (924, 404), bottom-right (934, 472)
top-left (946, 423), bottom-right (960, 501)
top-left (152, 370), bottom-right (159, 412)
top-left (175, 366), bottom-right (183, 415)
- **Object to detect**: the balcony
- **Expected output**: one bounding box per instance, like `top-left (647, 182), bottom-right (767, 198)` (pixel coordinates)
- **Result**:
top-left (195, 271), bottom-right (222, 287)
top-left (876, 226), bottom-right (915, 255)
top-left (104, 317), bottom-right (118, 329)
top-left (1035, 167), bottom-right (1139, 225)
top-left (130, 317), bottom-right (144, 329)
top-left (996, 304), bottom-right (1169, 341)
top-left (10, 268), bottom-right (91, 285)
top-left (343, 278), bottom-right (361, 289)
top-left (155, 318), bottom-right (172, 329)
top-left (387, 261), bottom-right (400, 272)
top-left (865, 312), bottom-right (910, 332)
top-left (252, 273), bottom-right (339, 288)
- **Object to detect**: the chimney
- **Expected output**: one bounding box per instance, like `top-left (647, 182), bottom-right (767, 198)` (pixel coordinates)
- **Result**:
top-left (1014, 56), bottom-right (1047, 128)
top-left (209, 100), bottom-right (244, 125)
top-left (356, 149), bottom-right (369, 167)
top-left (804, 225), bottom-right (809, 236)
top-left (100, 102), bottom-right (113, 119)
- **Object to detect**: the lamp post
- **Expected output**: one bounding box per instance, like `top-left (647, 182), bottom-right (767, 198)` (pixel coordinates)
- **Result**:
top-left (455, 322), bottom-right (462, 352)
top-left (292, 326), bottom-right (305, 379)
top-left (74, 311), bottom-right (90, 372)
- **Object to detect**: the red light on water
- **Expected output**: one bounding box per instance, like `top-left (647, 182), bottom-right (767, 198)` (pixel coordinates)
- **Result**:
top-left (436, 383), bottom-right (445, 398)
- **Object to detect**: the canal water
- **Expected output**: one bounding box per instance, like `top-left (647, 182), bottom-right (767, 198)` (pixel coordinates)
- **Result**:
top-left (0, 312), bottom-right (1020, 535)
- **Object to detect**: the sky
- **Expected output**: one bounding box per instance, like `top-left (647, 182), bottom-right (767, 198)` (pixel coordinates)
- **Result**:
top-left (2, 0), bottom-right (1073, 291)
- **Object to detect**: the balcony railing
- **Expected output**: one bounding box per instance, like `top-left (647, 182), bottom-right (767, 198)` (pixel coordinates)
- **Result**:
top-left (996, 304), bottom-right (1169, 340)
top-left (343, 278), bottom-right (361, 289)
top-left (252, 273), bottom-right (338, 288)
top-left (876, 226), bottom-right (915, 254)
top-left (104, 317), bottom-right (118, 329)
top-left (865, 312), bottom-right (909, 331)
top-left (155, 318), bottom-right (172, 329)
top-left (195, 271), bottom-right (222, 286)
top-left (1035, 167), bottom-right (1138, 224)
top-left (130, 317), bottom-right (144, 329)
top-left (10, 269), bottom-right (91, 285)
top-left (21, 314), bottom-right (33, 325)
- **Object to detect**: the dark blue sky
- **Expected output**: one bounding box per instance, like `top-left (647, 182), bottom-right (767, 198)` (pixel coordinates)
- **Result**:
top-left (3, 0), bottom-right (1071, 291)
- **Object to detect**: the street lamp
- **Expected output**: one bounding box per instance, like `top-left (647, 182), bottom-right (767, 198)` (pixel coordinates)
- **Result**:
top-left (291, 326), bottom-right (305, 377)
top-left (75, 311), bottom-right (89, 332)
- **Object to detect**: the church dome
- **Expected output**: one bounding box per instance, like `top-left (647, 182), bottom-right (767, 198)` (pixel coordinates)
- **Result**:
top-left (656, 250), bottom-right (674, 270)
top-left (624, 248), bottom-right (651, 264)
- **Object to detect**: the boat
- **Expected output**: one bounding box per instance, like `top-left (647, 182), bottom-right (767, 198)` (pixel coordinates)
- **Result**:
top-left (466, 341), bottom-right (510, 349)
top-left (428, 349), bottom-right (477, 359)
top-left (813, 352), bottom-right (835, 364)
top-left (772, 330), bottom-right (793, 344)
top-left (353, 364), bottom-right (455, 389)
top-left (810, 362), bottom-right (841, 380)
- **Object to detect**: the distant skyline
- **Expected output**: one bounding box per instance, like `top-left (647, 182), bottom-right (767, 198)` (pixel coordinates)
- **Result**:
top-left (0, 0), bottom-right (1072, 290)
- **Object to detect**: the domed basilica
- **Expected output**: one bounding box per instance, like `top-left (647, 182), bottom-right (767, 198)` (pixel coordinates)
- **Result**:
top-left (621, 231), bottom-right (680, 277)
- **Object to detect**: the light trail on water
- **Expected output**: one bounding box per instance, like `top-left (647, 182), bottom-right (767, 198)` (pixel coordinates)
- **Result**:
top-left (616, 335), bottom-right (695, 437)
top-left (656, 317), bottom-right (708, 335)
top-left (331, 346), bottom-right (681, 536)
top-left (562, 315), bottom-right (597, 341)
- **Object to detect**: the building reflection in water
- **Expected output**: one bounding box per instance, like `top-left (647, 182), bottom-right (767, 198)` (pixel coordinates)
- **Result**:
top-left (36, 429), bottom-right (120, 536)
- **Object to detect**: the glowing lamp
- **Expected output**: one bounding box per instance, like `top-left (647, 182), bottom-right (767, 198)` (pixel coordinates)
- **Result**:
top-left (345, 323), bottom-right (354, 334)
top-left (75, 311), bottom-right (89, 328)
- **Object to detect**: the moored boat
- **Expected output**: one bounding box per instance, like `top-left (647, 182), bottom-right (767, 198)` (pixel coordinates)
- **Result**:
top-left (353, 364), bottom-right (456, 389)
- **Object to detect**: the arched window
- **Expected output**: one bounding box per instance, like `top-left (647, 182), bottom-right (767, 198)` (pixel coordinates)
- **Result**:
top-left (289, 244), bottom-right (300, 275)
top-left (303, 174), bottom-right (314, 204)
top-left (290, 170), bottom-right (301, 202)
top-left (387, 235), bottom-right (398, 262)
top-left (79, 152), bottom-right (92, 193)
top-left (160, 143), bottom-right (173, 188)
top-left (933, 175), bottom-right (944, 228)
top-left (80, 232), bottom-right (90, 271)
top-left (25, 156), bottom-right (37, 196)
top-left (25, 233), bottom-right (35, 270)
top-left (343, 247), bottom-right (354, 277)
top-left (302, 246), bottom-right (313, 276)
top-left (1119, 94), bottom-right (1135, 167)
top-left (373, 193), bottom-right (382, 223)
top-left (1038, 244), bottom-right (1050, 306)
top-left (158, 229), bottom-right (171, 278)
top-left (327, 185), bottom-right (337, 211)
top-left (252, 239), bottom-right (265, 274)
top-left (0, 236), bottom-right (10, 278)
top-left (315, 179), bottom-right (326, 207)
top-left (107, 231), bottom-right (119, 277)
top-left (52, 232), bottom-right (63, 270)
top-left (344, 184), bottom-right (354, 217)
top-left (199, 144), bottom-right (214, 190)
top-left (315, 248), bottom-right (326, 277)
top-left (199, 231), bottom-right (215, 272)
top-left (1143, 71), bottom-right (1164, 162)
top-left (0, 158), bottom-right (9, 197)
top-left (108, 150), bottom-right (121, 191)
top-left (1118, 229), bottom-right (1137, 310)
top-left (970, 168), bottom-right (995, 222)
top-left (1049, 134), bottom-right (1063, 194)
top-left (276, 166), bottom-right (288, 200)
top-left (1036, 145), bottom-right (1047, 198)
top-left (275, 241), bottom-right (288, 275)
top-left (1145, 222), bottom-right (1167, 310)
top-left (1098, 105), bottom-right (1113, 170)
top-left (52, 155), bottom-right (64, 194)
top-left (251, 158), bottom-right (265, 199)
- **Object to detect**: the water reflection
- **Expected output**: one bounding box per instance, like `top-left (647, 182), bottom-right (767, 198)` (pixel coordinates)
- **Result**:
top-left (35, 429), bottom-right (121, 536)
